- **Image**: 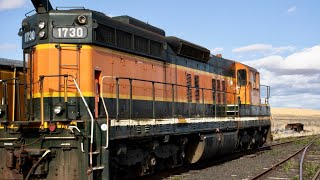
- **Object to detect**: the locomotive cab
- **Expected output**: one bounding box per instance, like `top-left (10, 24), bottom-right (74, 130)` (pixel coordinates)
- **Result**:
top-left (235, 62), bottom-right (270, 116)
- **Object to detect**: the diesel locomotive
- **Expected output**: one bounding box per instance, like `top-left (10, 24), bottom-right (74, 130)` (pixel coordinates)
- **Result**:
top-left (0, 0), bottom-right (271, 179)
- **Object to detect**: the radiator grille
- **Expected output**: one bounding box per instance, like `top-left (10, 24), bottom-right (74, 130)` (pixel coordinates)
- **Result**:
top-left (135, 36), bottom-right (149, 54)
top-left (117, 30), bottom-right (132, 50)
top-left (95, 24), bottom-right (163, 58)
top-left (150, 41), bottom-right (162, 57)
top-left (96, 24), bottom-right (115, 45)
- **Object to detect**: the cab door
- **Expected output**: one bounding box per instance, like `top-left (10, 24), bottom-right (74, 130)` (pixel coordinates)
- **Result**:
top-left (235, 64), bottom-right (251, 105)
top-left (236, 69), bottom-right (248, 105)
top-left (95, 70), bottom-right (101, 118)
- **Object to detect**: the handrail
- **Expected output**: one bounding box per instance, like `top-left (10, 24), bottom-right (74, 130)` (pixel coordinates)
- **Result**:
top-left (39, 74), bottom-right (69, 129)
top-left (260, 84), bottom-right (271, 105)
top-left (100, 76), bottom-right (239, 120)
top-left (113, 77), bottom-right (235, 93)
top-left (100, 76), bottom-right (114, 149)
top-left (71, 77), bottom-right (95, 171)
top-left (12, 67), bottom-right (16, 122)
top-left (0, 78), bottom-right (20, 82)
top-left (38, 74), bottom-right (95, 170)
top-left (0, 77), bottom-right (21, 122)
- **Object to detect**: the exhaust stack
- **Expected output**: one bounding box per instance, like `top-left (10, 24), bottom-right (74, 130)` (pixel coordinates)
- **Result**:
top-left (31, 0), bottom-right (53, 13)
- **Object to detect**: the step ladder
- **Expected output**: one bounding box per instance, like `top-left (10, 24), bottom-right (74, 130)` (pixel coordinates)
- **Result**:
top-left (226, 104), bottom-right (239, 116)
top-left (56, 44), bottom-right (81, 92)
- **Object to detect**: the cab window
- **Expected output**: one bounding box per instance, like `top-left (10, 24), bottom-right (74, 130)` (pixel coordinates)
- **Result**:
top-left (250, 71), bottom-right (257, 88)
top-left (251, 71), bottom-right (255, 84)
top-left (256, 73), bottom-right (260, 89)
top-left (237, 69), bottom-right (247, 86)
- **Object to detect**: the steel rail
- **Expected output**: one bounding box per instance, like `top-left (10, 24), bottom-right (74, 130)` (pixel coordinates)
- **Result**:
top-left (257, 140), bottom-right (294, 150)
top-left (312, 168), bottom-right (320, 180)
top-left (299, 139), bottom-right (316, 180)
top-left (251, 139), bottom-right (317, 180)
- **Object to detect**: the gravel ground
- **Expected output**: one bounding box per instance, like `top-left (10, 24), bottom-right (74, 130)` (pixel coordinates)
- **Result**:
top-left (141, 137), bottom-right (318, 180)
top-left (264, 138), bottom-right (320, 180)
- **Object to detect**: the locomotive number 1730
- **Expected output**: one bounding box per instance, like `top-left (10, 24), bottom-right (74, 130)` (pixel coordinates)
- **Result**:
top-left (53, 27), bottom-right (88, 39)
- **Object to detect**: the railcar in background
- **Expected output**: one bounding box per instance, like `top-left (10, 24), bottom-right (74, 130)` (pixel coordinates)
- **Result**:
top-left (0, 59), bottom-right (24, 122)
top-left (0, 0), bottom-right (271, 179)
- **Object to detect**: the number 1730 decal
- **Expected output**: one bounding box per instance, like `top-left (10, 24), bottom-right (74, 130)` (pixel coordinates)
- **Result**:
top-left (53, 27), bottom-right (88, 39)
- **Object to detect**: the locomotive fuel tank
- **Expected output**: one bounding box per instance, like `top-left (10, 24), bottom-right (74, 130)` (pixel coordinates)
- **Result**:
top-left (186, 132), bottom-right (238, 164)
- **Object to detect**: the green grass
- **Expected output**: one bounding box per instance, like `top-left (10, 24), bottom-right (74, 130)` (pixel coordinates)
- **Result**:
top-left (283, 161), bottom-right (293, 173)
top-left (277, 136), bottom-right (296, 143)
top-left (294, 136), bottom-right (315, 145)
top-left (267, 149), bottom-right (281, 156)
top-left (282, 159), bottom-right (298, 174)
top-left (304, 162), bottom-right (319, 178)
top-left (171, 176), bottom-right (182, 180)
top-left (314, 139), bottom-right (320, 147)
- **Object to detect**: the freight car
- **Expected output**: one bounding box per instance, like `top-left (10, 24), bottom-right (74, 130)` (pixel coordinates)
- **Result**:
top-left (0, 58), bottom-right (24, 122)
top-left (0, 0), bottom-right (271, 179)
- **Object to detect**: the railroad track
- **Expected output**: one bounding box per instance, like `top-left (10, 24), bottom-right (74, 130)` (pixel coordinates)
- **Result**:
top-left (313, 168), bottom-right (320, 180)
top-left (140, 138), bottom-right (301, 180)
top-left (251, 136), bottom-right (320, 180)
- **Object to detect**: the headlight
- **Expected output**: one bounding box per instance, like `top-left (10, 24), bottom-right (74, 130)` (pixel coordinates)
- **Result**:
top-left (38, 30), bottom-right (46, 38)
top-left (101, 124), bottom-right (108, 131)
top-left (53, 105), bottom-right (62, 115)
top-left (77, 15), bottom-right (87, 25)
top-left (38, 21), bottom-right (46, 29)
top-left (22, 20), bottom-right (30, 31)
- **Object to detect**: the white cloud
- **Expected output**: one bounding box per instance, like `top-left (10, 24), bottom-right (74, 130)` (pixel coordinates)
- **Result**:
top-left (287, 6), bottom-right (296, 13)
top-left (0, 44), bottom-right (18, 51)
top-left (211, 47), bottom-right (224, 54)
top-left (0, 0), bottom-right (26, 11)
top-left (232, 44), bottom-right (295, 54)
top-left (233, 44), bottom-right (272, 53)
top-left (271, 94), bottom-right (320, 109)
top-left (243, 45), bottom-right (320, 109)
top-left (244, 45), bottom-right (320, 71)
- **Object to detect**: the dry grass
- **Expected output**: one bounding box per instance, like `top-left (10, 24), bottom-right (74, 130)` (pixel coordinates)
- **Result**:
top-left (271, 108), bottom-right (320, 117)
top-left (271, 108), bottom-right (320, 139)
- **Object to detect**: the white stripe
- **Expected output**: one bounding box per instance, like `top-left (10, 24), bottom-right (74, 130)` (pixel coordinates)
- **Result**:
top-left (110, 116), bottom-right (270, 126)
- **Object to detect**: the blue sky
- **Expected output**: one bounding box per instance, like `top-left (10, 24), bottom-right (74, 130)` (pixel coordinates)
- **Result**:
top-left (1, 0), bottom-right (320, 109)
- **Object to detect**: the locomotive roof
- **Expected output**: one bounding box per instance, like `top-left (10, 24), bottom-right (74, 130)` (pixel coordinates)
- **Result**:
top-left (0, 58), bottom-right (23, 68)
top-left (22, 7), bottom-right (258, 72)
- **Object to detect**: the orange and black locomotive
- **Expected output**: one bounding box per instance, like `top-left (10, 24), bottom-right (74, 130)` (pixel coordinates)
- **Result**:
top-left (0, 0), bottom-right (271, 179)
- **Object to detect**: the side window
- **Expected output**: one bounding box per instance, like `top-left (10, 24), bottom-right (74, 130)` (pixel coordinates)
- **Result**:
top-left (222, 80), bottom-right (226, 91)
top-left (237, 69), bottom-right (247, 86)
top-left (256, 73), bottom-right (260, 89)
top-left (217, 80), bottom-right (221, 103)
top-left (251, 71), bottom-right (256, 88)
top-left (251, 71), bottom-right (255, 83)
top-left (222, 80), bottom-right (226, 104)
top-left (212, 79), bottom-right (216, 103)
top-left (194, 75), bottom-right (200, 102)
